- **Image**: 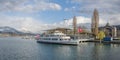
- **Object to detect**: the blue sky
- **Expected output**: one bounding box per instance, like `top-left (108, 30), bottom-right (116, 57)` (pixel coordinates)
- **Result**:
top-left (0, 0), bottom-right (120, 32)
top-left (0, 0), bottom-right (91, 23)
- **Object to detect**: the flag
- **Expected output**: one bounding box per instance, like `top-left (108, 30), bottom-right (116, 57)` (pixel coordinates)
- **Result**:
top-left (78, 27), bottom-right (83, 33)
top-left (35, 34), bottom-right (40, 40)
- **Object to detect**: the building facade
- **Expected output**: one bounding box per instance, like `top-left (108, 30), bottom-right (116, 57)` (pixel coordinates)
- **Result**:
top-left (99, 23), bottom-right (117, 38)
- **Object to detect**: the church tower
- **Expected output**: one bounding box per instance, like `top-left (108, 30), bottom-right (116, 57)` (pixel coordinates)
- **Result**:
top-left (91, 9), bottom-right (99, 38)
top-left (73, 16), bottom-right (77, 35)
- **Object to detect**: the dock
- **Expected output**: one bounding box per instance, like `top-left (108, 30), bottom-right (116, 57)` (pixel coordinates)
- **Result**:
top-left (85, 40), bottom-right (120, 44)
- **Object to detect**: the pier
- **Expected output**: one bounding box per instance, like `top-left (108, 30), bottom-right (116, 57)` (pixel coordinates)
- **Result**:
top-left (84, 40), bottom-right (120, 44)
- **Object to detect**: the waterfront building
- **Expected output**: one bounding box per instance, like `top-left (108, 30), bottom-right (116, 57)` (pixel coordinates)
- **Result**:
top-left (99, 23), bottom-right (117, 38)
top-left (105, 23), bottom-right (117, 38)
top-left (113, 27), bottom-right (117, 37)
top-left (45, 28), bottom-right (71, 34)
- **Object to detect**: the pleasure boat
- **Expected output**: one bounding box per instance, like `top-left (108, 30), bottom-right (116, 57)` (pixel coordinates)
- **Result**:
top-left (35, 31), bottom-right (89, 45)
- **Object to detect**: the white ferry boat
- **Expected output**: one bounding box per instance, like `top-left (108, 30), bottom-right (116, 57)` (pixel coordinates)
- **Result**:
top-left (35, 31), bottom-right (89, 45)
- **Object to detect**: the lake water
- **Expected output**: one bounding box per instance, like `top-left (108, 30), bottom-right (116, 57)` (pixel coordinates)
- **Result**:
top-left (0, 37), bottom-right (120, 60)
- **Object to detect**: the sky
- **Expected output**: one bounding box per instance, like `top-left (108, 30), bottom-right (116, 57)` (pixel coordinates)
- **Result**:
top-left (0, 0), bottom-right (120, 33)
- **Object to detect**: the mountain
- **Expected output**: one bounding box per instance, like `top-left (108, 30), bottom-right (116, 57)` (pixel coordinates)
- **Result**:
top-left (0, 26), bottom-right (22, 34)
top-left (0, 26), bottom-right (36, 36)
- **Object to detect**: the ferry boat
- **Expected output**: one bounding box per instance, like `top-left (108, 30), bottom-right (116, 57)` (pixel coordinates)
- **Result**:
top-left (35, 31), bottom-right (90, 45)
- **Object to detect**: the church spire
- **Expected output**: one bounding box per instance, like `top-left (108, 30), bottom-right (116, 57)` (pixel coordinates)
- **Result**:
top-left (106, 22), bottom-right (110, 27)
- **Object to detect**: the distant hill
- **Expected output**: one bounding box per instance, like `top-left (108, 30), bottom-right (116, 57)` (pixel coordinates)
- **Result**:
top-left (0, 26), bottom-right (22, 34)
top-left (0, 26), bottom-right (35, 35)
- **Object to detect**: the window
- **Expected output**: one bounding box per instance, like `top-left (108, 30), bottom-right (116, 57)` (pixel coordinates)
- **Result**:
top-left (52, 38), bottom-right (58, 40)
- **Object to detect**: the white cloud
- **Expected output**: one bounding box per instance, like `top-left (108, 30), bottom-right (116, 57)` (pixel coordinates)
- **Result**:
top-left (0, 15), bottom-right (115, 33)
top-left (64, 8), bottom-right (69, 11)
top-left (71, 0), bottom-right (120, 13)
top-left (57, 16), bottom-right (106, 27)
top-left (66, 0), bottom-right (120, 25)
top-left (0, 0), bottom-right (62, 12)
top-left (0, 0), bottom-right (119, 33)
top-left (0, 15), bottom-right (45, 33)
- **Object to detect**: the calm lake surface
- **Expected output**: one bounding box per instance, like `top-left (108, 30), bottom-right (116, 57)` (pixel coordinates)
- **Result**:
top-left (0, 37), bottom-right (120, 60)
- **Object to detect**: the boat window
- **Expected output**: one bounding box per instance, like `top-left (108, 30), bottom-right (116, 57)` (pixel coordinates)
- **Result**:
top-left (46, 35), bottom-right (48, 37)
top-left (40, 38), bottom-right (43, 40)
top-left (52, 38), bottom-right (58, 40)
top-left (47, 38), bottom-right (51, 40)
top-left (60, 39), bottom-right (63, 40)
top-left (47, 38), bottom-right (50, 40)
top-left (50, 35), bottom-right (53, 37)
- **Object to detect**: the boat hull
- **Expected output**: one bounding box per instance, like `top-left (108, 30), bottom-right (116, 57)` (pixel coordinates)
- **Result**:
top-left (37, 40), bottom-right (79, 45)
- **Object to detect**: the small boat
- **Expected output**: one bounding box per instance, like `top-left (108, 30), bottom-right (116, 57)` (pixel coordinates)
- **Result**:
top-left (35, 31), bottom-right (89, 45)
